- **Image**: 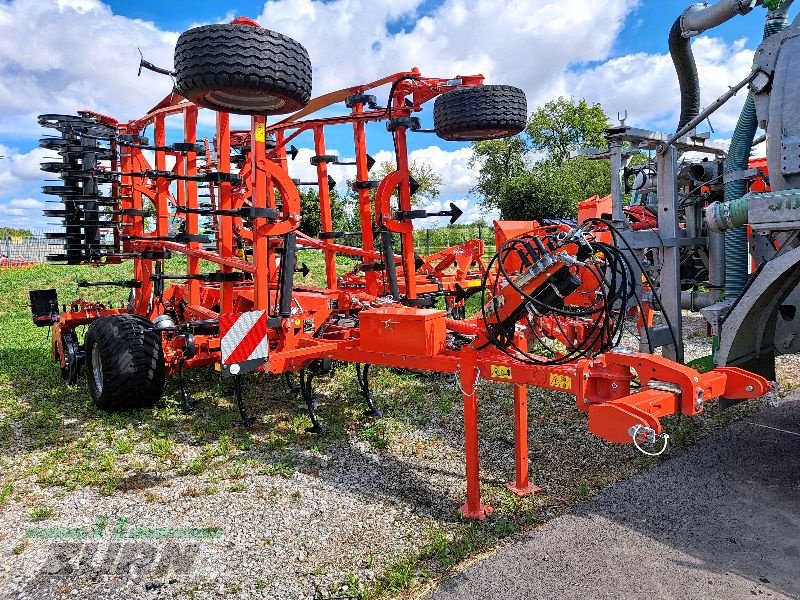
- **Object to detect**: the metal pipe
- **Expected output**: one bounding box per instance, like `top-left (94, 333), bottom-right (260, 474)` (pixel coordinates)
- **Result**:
top-left (609, 141), bottom-right (625, 223)
top-left (682, 289), bottom-right (722, 310)
top-left (680, 0), bottom-right (758, 37)
top-left (279, 232), bottom-right (297, 318)
top-left (381, 230), bottom-right (400, 300)
top-left (661, 69), bottom-right (756, 151)
top-left (708, 230), bottom-right (726, 287)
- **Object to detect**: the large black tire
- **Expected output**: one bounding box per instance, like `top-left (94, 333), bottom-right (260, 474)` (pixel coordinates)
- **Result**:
top-left (85, 314), bottom-right (165, 411)
top-left (174, 24), bottom-right (312, 115)
top-left (434, 85), bottom-right (527, 141)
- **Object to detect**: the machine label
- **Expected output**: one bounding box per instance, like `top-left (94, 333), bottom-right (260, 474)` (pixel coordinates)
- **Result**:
top-left (490, 365), bottom-right (512, 380)
top-left (254, 122), bottom-right (266, 143)
top-left (549, 373), bottom-right (572, 390)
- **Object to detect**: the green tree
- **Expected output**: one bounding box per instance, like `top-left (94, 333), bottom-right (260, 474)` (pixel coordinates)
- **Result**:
top-left (374, 159), bottom-right (443, 205)
top-left (471, 97), bottom-right (611, 221)
top-left (340, 159), bottom-right (444, 231)
top-left (298, 187), bottom-right (348, 237)
top-left (0, 227), bottom-right (33, 238)
top-left (527, 97), bottom-right (609, 165)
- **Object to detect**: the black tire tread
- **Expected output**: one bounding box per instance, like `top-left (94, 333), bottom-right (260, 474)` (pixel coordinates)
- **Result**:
top-left (85, 314), bottom-right (165, 412)
top-left (434, 85), bottom-right (527, 141)
top-left (174, 24), bottom-right (312, 115)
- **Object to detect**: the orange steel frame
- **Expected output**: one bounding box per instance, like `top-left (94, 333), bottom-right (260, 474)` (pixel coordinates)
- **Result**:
top-left (47, 68), bottom-right (773, 519)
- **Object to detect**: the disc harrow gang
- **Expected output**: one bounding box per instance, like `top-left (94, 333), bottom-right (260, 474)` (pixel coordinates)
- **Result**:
top-left (30, 16), bottom-right (772, 520)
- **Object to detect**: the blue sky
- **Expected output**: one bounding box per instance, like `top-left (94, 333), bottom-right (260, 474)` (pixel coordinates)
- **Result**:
top-left (0, 0), bottom-right (793, 229)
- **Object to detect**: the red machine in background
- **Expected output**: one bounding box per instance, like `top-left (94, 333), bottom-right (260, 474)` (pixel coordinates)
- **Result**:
top-left (30, 18), bottom-right (770, 519)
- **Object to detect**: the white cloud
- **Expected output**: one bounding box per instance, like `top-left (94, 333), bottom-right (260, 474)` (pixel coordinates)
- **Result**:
top-left (0, 206), bottom-right (24, 216)
top-left (558, 36), bottom-right (757, 134)
top-left (369, 145), bottom-right (476, 196)
top-left (409, 146), bottom-right (475, 196)
top-left (0, 0), bottom-right (177, 137)
top-left (0, 145), bottom-right (53, 191)
top-left (8, 198), bottom-right (44, 209)
top-left (258, 0), bottom-right (637, 109)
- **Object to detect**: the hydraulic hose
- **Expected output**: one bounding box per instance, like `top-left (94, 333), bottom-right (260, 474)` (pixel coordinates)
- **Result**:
top-left (721, 5), bottom-right (791, 298)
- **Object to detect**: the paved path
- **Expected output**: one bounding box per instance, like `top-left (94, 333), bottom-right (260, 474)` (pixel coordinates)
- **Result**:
top-left (428, 396), bottom-right (800, 600)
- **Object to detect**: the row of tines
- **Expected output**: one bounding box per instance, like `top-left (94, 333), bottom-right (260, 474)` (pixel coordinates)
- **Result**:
top-left (38, 114), bottom-right (119, 264)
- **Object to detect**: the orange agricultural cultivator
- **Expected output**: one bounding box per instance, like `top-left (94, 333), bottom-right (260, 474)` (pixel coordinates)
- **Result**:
top-left (30, 17), bottom-right (770, 519)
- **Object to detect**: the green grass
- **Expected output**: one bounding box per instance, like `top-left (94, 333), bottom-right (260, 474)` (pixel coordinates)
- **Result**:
top-left (0, 483), bottom-right (12, 506)
top-left (28, 505), bottom-right (56, 521)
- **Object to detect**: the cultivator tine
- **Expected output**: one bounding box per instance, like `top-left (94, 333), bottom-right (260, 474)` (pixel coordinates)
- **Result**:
top-left (285, 372), bottom-right (301, 394)
top-left (178, 361), bottom-right (197, 412)
top-left (77, 279), bottom-right (142, 289)
top-left (137, 48), bottom-right (175, 78)
top-left (299, 369), bottom-right (326, 433)
top-left (233, 375), bottom-right (254, 427)
top-left (356, 363), bottom-right (382, 418)
top-left (292, 174), bottom-right (337, 191)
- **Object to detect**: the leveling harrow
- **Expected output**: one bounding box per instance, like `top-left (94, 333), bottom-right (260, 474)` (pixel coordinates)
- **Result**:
top-left (30, 17), bottom-right (770, 519)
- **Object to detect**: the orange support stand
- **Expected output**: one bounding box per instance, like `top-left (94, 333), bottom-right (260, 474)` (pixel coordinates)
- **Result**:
top-left (458, 347), bottom-right (493, 520)
top-left (505, 384), bottom-right (543, 496)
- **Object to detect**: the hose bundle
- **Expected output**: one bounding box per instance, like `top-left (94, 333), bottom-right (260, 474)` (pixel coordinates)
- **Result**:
top-left (478, 227), bottom-right (635, 365)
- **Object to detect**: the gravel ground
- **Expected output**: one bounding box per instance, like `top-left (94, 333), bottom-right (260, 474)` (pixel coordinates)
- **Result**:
top-left (0, 310), bottom-right (793, 599)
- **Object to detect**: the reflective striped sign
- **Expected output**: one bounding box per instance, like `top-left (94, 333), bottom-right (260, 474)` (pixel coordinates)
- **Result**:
top-left (219, 310), bottom-right (269, 365)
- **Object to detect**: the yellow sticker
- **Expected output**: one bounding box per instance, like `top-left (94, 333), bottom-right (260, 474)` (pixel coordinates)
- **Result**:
top-left (464, 279), bottom-right (482, 288)
top-left (254, 122), bottom-right (266, 143)
top-left (490, 365), bottom-right (512, 380)
top-left (549, 373), bottom-right (572, 390)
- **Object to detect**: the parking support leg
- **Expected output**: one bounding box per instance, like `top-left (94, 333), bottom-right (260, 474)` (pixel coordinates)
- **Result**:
top-left (505, 384), bottom-right (542, 497)
top-left (458, 350), bottom-right (492, 520)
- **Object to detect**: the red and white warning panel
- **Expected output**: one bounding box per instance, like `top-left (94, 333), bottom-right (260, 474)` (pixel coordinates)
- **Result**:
top-left (219, 310), bottom-right (269, 376)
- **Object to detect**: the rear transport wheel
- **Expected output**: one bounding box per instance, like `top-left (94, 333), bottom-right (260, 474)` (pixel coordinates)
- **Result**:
top-left (174, 23), bottom-right (312, 115)
top-left (85, 314), bottom-right (165, 411)
top-left (433, 85), bottom-right (527, 141)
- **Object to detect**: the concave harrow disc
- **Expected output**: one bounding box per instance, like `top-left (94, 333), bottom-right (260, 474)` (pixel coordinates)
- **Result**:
top-left (39, 138), bottom-right (73, 150)
top-left (42, 186), bottom-right (85, 196)
top-left (38, 114), bottom-right (116, 139)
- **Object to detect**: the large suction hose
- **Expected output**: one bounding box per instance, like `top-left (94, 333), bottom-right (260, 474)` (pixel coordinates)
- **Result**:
top-left (669, 1), bottom-right (758, 130)
top-left (722, 6), bottom-right (791, 298)
top-left (670, 18), bottom-right (701, 130)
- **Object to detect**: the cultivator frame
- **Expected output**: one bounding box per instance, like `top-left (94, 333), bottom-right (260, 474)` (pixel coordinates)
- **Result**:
top-left (30, 16), bottom-right (773, 519)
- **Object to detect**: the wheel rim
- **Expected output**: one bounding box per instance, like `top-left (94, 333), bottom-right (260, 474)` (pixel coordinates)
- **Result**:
top-left (91, 343), bottom-right (103, 393)
top-left (445, 128), bottom-right (519, 141)
top-left (200, 89), bottom-right (288, 113)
